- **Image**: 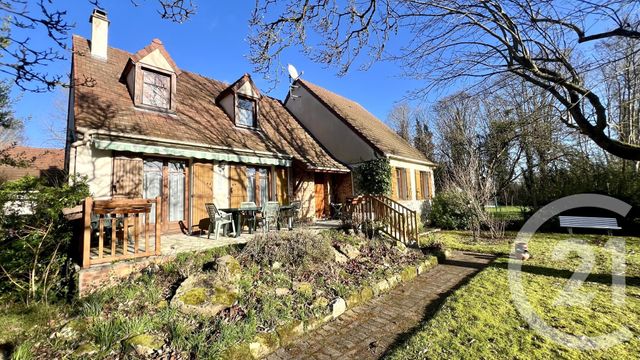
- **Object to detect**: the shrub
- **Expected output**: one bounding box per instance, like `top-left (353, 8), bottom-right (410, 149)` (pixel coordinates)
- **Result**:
top-left (239, 230), bottom-right (333, 272)
top-left (0, 176), bottom-right (89, 304)
top-left (353, 158), bottom-right (392, 195)
top-left (428, 190), bottom-right (474, 230)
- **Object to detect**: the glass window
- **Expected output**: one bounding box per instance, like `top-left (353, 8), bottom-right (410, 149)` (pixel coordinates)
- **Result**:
top-left (237, 96), bottom-right (256, 127)
top-left (246, 167), bottom-right (270, 205)
top-left (246, 167), bottom-right (257, 203)
top-left (396, 168), bottom-right (408, 200)
top-left (143, 160), bottom-right (163, 223)
top-left (142, 69), bottom-right (171, 109)
top-left (168, 161), bottom-right (185, 222)
top-left (259, 168), bottom-right (269, 206)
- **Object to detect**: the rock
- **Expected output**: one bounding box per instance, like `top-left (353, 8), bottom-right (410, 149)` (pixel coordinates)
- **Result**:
top-left (249, 333), bottom-right (280, 358)
top-left (394, 241), bottom-right (408, 254)
top-left (330, 298), bottom-right (347, 318)
top-left (417, 262), bottom-right (427, 275)
top-left (276, 321), bottom-right (304, 346)
top-left (275, 288), bottom-right (291, 296)
top-left (156, 300), bottom-right (168, 310)
top-left (73, 343), bottom-right (97, 357)
top-left (123, 334), bottom-right (164, 356)
top-left (51, 319), bottom-right (84, 340)
top-left (401, 266), bottom-right (417, 282)
top-left (223, 343), bottom-right (253, 360)
top-left (346, 292), bottom-right (361, 308)
top-left (294, 282), bottom-right (313, 298)
top-left (333, 248), bottom-right (348, 263)
top-left (335, 243), bottom-right (361, 259)
top-left (360, 286), bottom-right (374, 302)
top-left (171, 274), bottom-right (239, 317)
top-left (374, 279), bottom-right (390, 294)
top-left (271, 261), bottom-right (282, 270)
top-left (386, 274), bottom-right (401, 288)
top-left (215, 255), bottom-right (242, 283)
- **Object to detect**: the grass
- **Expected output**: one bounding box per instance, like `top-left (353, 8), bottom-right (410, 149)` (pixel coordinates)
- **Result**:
top-left (386, 231), bottom-right (640, 359)
top-left (486, 205), bottom-right (528, 220)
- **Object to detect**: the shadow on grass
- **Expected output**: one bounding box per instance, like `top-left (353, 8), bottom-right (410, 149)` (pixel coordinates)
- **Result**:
top-left (379, 252), bottom-right (496, 358)
top-left (489, 261), bottom-right (640, 287)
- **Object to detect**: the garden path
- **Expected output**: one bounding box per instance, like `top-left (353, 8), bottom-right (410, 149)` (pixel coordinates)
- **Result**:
top-left (266, 251), bottom-right (495, 360)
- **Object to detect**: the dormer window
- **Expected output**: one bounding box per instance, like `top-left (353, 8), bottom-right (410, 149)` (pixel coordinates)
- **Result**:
top-left (142, 68), bottom-right (171, 109)
top-left (236, 95), bottom-right (257, 128)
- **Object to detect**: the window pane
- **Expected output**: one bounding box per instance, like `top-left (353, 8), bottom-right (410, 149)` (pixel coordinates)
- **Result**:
top-left (144, 161), bottom-right (163, 223)
top-left (169, 171), bottom-right (185, 221)
top-left (237, 97), bottom-right (255, 127)
top-left (142, 70), bottom-right (170, 109)
top-left (246, 168), bottom-right (256, 202)
top-left (259, 168), bottom-right (269, 205)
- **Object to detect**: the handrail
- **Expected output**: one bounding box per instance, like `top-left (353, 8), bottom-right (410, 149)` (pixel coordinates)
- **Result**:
top-left (80, 196), bottom-right (162, 268)
top-left (345, 195), bottom-right (418, 244)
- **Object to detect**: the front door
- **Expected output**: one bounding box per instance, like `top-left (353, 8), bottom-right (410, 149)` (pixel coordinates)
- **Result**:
top-left (314, 174), bottom-right (326, 219)
top-left (192, 162), bottom-right (214, 233)
top-left (143, 158), bottom-right (188, 232)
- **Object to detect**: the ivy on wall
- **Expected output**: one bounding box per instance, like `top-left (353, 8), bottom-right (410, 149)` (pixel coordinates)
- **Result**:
top-left (353, 158), bottom-right (392, 195)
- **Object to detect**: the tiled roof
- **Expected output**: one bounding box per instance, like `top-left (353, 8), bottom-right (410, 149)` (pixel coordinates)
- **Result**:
top-left (0, 146), bottom-right (64, 181)
top-left (297, 80), bottom-right (435, 164)
top-left (72, 36), bottom-right (347, 171)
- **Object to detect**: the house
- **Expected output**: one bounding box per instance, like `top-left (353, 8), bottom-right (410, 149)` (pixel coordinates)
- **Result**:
top-left (285, 80), bottom-right (436, 213)
top-left (65, 9), bottom-right (436, 237)
top-left (0, 146), bottom-right (65, 184)
top-left (65, 9), bottom-right (350, 234)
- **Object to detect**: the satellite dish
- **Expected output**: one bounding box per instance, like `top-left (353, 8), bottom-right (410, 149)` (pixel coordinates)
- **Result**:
top-left (287, 64), bottom-right (300, 80)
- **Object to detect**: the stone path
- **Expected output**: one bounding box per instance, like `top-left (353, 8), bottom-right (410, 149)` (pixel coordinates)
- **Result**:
top-left (266, 251), bottom-right (495, 360)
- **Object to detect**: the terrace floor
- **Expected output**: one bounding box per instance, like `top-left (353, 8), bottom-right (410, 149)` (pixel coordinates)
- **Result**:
top-left (160, 220), bottom-right (341, 256)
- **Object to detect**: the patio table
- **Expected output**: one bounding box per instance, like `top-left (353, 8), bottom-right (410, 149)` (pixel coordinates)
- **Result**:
top-left (220, 206), bottom-right (261, 237)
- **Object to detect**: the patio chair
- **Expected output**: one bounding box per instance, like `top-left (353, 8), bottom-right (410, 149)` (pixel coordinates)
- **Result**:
top-left (240, 201), bottom-right (258, 233)
top-left (286, 200), bottom-right (302, 229)
top-left (205, 203), bottom-right (236, 240)
top-left (260, 201), bottom-right (280, 233)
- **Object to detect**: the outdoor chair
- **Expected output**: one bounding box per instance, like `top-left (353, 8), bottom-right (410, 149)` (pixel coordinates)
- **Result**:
top-left (205, 203), bottom-right (236, 240)
top-left (260, 201), bottom-right (280, 233)
top-left (287, 200), bottom-right (302, 229)
top-left (240, 201), bottom-right (258, 233)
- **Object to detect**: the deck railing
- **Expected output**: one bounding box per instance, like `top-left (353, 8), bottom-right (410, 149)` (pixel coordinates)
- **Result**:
top-left (344, 195), bottom-right (418, 244)
top-left (79, 197), bottom-right (162, 268)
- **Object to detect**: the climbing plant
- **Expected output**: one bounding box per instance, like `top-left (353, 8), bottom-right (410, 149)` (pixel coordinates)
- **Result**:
top-left (353, 158), bottom-right (392, 196)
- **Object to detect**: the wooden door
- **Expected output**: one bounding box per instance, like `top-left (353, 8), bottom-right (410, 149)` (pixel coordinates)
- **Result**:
top-left (113, 156), bottom-right (143, 198)
top-left (314, 174), bottom-right (326, 218)
top-left (276, 167), bottom-right (289, 204)
top-left (229, 165), bottom-right (247, 208)
top-left (192, 162), bottom-right (214, 232)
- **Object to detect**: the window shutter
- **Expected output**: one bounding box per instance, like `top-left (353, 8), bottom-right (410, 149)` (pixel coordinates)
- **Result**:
top-left (391, 167), bottom-right (397, 199)
top-left (405, 168), bottom-right (411, 200)
top-left (426, 171), bottom-right (433, 198)
top-left (113, 157), bottom-right (143, 198)
top-left (415, 170), bottom-right (422, 200)
top-left (229, 165), bottom-right (247, 208)
top-left (192, 162), bottom-right (214, 229)
top-left (276, 167), bottom-right (289, 204)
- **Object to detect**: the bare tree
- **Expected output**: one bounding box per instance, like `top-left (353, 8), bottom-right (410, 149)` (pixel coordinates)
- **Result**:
top-left (388, 102), bottom-right (411, 141)
top-left (0, 0), bottom-right (196, 92)
top-left (249, 0), bottom-right (640, 160)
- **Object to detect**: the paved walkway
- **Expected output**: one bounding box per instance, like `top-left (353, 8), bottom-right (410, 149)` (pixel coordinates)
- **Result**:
top-left (266, 251), bottom-right (495, 360)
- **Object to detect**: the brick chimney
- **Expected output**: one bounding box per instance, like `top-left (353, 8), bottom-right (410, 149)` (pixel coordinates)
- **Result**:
top-left (89, 9), bottom-right (109, 59)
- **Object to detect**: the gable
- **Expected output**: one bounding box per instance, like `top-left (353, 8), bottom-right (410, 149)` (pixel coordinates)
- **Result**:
top-left (138, 49), bottom-right (174, 72)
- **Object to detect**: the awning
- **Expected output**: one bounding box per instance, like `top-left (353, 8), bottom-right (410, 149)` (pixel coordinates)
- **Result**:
top-left (93, 139), bottom-right (292, 167)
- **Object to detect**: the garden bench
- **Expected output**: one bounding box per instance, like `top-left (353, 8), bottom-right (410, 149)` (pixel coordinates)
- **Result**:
top-left (558, 216), bottom-right (621, 235)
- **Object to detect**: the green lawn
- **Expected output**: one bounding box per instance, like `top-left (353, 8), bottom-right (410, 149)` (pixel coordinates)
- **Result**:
top-left (387, 231), bottom-right (640, 359)
top-left (486, 205), bottom-right (528, 220)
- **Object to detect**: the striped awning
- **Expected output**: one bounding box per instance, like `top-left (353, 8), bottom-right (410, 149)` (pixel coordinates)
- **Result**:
top-left (93, 139), bottom-right (292, 167)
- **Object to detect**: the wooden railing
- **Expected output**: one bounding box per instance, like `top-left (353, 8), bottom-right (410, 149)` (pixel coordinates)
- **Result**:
top-left (344, 195), bottom-right (418, 244)
top-left (79, 197), bottom-right (162, 268)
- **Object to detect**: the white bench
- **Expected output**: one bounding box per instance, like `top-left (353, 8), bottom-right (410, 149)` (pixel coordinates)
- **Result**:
top-left (558, 216), bottom-right (621, 235)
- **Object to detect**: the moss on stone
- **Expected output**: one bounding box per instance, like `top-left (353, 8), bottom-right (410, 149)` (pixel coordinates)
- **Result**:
top-left (312, 296), bottom-right (329, 309)
top-left (401, 266), bottom-right (417, 282)
top-left (211, 286), bottom-right (238, 306)
top-left (276, 320), bottom-right (304, 346)
top-left (123, 334), bottom-right (164, 354)
top-left (73, 343), bottom-right (97, 357)
top-left (360, 286), bottom-right (374, 302)
top-left (180, 287), bottom-right (207, 305)
top-left (223, 343), bottom-right (253, 360)
top-left (346, 291), bottom-right (361, 308)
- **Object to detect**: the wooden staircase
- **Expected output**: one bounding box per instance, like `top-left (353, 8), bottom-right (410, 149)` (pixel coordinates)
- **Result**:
top-left (344, 195), bottom-right (418, 244)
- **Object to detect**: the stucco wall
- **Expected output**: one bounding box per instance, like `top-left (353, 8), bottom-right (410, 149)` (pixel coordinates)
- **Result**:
top-left (389, 157), bottom-right (435, 221)
top-left (70, 144), bottom-right (113, 199)
top-left (285, 86), bottom-right (377, 165)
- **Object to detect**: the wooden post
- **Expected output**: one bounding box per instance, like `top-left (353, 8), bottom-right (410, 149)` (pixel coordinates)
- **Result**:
top-left (123, 215), bottom-right (129, 256)
top-left (111, 216), bottom-right (116, 257)
top-left (155, 196), bottom-right (161, 255)
top-left (82, 197), bottom-right (93, 269)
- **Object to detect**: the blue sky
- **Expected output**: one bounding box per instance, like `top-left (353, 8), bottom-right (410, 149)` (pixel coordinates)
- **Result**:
top-left (13, 1), bottom-right (428, 148)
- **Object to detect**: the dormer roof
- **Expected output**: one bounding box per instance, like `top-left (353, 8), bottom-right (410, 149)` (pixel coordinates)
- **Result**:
top-left (130, 38), bottom-right (181, 75)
